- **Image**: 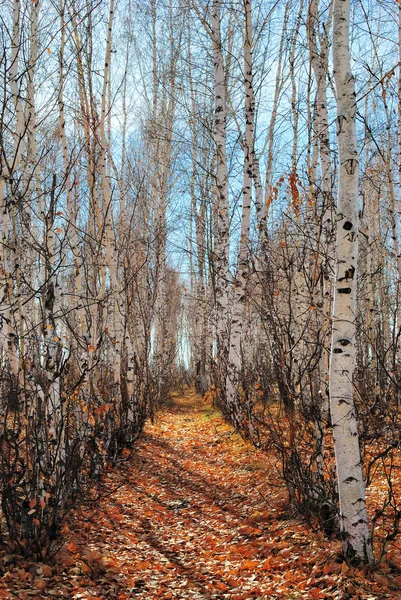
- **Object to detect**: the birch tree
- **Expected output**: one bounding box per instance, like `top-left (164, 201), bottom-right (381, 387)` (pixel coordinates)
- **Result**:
top-left (329, 0), bottom-right (373, 564)
top-left (210, 0), bottom-right (230, 393)
top-left (225, 0), bottom-right (255, 435)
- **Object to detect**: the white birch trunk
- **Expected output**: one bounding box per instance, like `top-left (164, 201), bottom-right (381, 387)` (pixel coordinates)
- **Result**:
top-left (307, 0), bottom-right (333, 454)
top-left (11, 0), bottom-right (25, 169)
top-left (263, 2), bottom-right (288, 217)
top-left (288, 0), bottom-right (304, 395)
top-left (187, 20), bottom-right (208, 393)
top-left (58, 0), bottom-right (85, 346)
top-left (399, 3), bottom-right (401, 193)
top-left (212, 0), bottom-right (230, 385)
top-left (0, 182), bottom-right (18, 377)
top-left (330, 0), bottom-right (373, 563)
top-left (0, 0), bottom-right (25, 379)
top-left (225, 0), bottom-right (254, 434)
top-left (100, 0), bottom-right (123, 407)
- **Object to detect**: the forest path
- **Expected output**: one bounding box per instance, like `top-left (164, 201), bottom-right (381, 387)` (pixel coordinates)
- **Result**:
top-left (5, 391), bottom-right (398, 599)
top-left (61, 389), bottom-right (294, 599)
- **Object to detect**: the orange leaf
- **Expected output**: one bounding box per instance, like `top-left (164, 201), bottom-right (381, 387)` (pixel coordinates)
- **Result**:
top-left (322, 562), bottom-right (336, 575)
top-left (215, 583), bottom-right (228, 591)
top-left (341, 561), bottom-right (349, 575)
top-left (261, 558), bottom-right (271, 571)
top-left (67, 541), bottom-right (78, 552)
top-left (240, 559), bottom-right (259, 571)
top-left (310, 588), bottom-right (324, 600)
top-left (82, 564), bottom-right (92, 575)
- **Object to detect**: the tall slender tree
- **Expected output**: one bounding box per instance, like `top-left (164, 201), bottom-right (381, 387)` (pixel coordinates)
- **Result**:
top-left (329, 0), bottom-right (373, 564)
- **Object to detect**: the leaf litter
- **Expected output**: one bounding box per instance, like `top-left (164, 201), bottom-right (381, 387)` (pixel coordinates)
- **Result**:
top-left (0, 390), bottom-right (400, 599)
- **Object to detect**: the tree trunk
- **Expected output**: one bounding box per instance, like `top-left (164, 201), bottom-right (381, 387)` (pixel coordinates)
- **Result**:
top-left (225, 0), bottom-right (254, 434)
top-left (212, 0), bottom-right (230, 387)
top-left (330, 0), bottom-right (373, 564)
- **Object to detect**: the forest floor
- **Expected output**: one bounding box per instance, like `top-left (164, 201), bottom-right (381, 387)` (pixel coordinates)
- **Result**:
top-left (1, 390), bottom-right (401, 600)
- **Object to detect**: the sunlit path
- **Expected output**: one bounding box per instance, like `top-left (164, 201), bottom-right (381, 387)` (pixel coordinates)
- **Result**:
top-left (1, 391), bottom-right (397, 599)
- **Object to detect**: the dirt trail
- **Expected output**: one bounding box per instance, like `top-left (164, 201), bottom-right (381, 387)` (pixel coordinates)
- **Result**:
top-left (2, 391), bottom-right (398, 599)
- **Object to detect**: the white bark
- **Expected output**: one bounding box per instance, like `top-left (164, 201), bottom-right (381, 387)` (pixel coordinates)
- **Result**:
top-left (58, 0), bottom-right (85, 344)
top-left (288, 0), bottom-right (304, 392)
top-left (307, 0), bottom-right (333, 426)
top-left (330, 0), bottom-right (373, 564)
top-left (187, 27), bottom-right (208, 394)
top-left (381, 84), bottom-right (401, 281)
top-left (10, 0), bottom-right (25, 169)
top-left (0, 181), bottom-right (18, 377)
top-left (100, 0), bottom-right (123, 404)
top-left (226, 0), bottom-right (254, 434)
top-left (212, 0), bottom-right (230, 369)
top-left (398, 5), bottom-right (401, 348)
top-left (263, 2), bottom-right (289, 218)
top-left (0, 0), bottom-right (25, 378)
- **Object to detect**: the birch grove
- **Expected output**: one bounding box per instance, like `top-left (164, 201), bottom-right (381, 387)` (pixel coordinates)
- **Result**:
top-left (0, 0), bottom-right (401, 567)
